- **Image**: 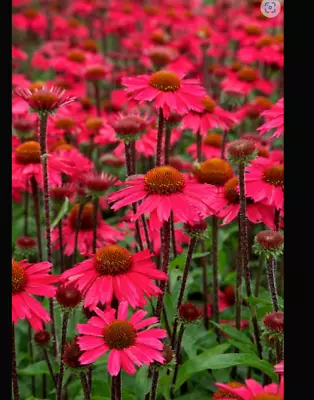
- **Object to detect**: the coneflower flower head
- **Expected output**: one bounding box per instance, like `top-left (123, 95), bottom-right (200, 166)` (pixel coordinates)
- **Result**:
top-left (14, 86), bottom-right (76, 115)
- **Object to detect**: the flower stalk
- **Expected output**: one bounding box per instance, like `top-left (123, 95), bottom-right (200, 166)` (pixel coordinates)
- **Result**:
top-left (56, 312), bottom-right (69, 400)
top-left (156, 108), bottom-right (164, 166)
top-left (171, 237), bottom-right (197, 348)
top-left (12, 325), bottom-right (20, 400)
top-left (38, 112), bottom-right (58, 357)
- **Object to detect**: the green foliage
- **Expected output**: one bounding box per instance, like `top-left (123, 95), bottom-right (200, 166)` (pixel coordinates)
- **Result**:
top-left (174, 351), bottom-right (277, 391)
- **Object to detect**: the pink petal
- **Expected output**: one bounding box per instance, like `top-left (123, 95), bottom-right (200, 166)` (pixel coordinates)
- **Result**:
top-left (108, 349), bottom-right (121, 376)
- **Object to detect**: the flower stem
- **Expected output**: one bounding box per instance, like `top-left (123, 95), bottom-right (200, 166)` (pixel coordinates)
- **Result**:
top-left (73, 202), bottom-right (84, 264)
top-left (274, 208), bottom-right (280, 231)
top-left (255, 255), bottom-right (264, 297)
top-left (111, 376), bottom-right (116, 400)
top-left (28, 324), bottom-right (36, 395)
top-left (212, 216), bottom-right (221, 343)
top-left (30, 177), bottom-right (43, 261)
top-left (42, 375), bottom-right (47, 398)
top-left (23, 181), bottom-right (29, 236)
top-left (238, 162), bottom-right (263, 359)
top-left (150, 220), bottom-right (171, 400)
top-left (93, 82), bottom-right (102, 172)
top-left (162, 308), bottom-right (172, 339)
top-left (38, 113), bottom-right (51, 261)
top-left (124, 141), bottom-right (144, 251)
top-left (171, 237), bottom-right (197, 348)
top-left (196, 131), bottom-right (202, 162)
top-left (221, 131), bottom-right (228, 160)
top-left (156, 108), bottom-right (164, 166)
top-left (131, 140), bottom-right (137, 174)
top-left (266, 257), bottom-right (279, 312)
top-left (141, 214), bottom-right (154, 253)
top-left (58, 220), bottom-right (65, 273)
top-left (170, 324), bottom-right (185, 398)
top-left (155, 220), bottom-right (171, 320)
top-left (42, 347), bottom-right (57, 388)
top-left (115, 372), bottom-right (122, 400)
top-left (201, 43), bottom-right (209, 90)
top-left (235, 217), bottom-right (243, 330)
top-left (57, 312), bottom-right (69, 400)
top-left (87, 366), bottom-right (93, 397)
top-left (170, 212), bottom-right (177, 259)
top-left (278, 259), bottom-right (284, 297)
top-left (200, 239), bottom-right (209, 330)
top-left (38, 112), bottom-right (58, 357)
top-left (92, 197), bottom-right (99, 253)
top-left (12, 325), bottom-right (20, 400)
top-left (80, 373), bottom-right (91, 400)
top-left (164, 124), bottom-right (172, 165)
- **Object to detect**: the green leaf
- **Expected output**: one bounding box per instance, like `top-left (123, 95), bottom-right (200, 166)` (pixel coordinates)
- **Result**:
top-left (92, 398), bottom-right (110, 400)
top-left (18, 360), bottom-right (58, 376)
top-left (134, 366), bottom-right (150, 398)
top-left (228, 339), bottom-right (257, 355)
top-left (192, 251), bottom-right (210, 259)
top-left (181, 324), bottom-right (199, 359)
top-left (174, 343), bottom-right (230, 390)
top-left (176, 392), bottom-right (209, 400)
top-left (51, 197), bottom-right (69, 229)
top-left (169, 252), bottom-right (187, 271)
top-left (158, 375), bottom-right (172, 399)
top-left (175, 352), bottom-right (277, 390)
top-left (25, 397), bottom-right (42, 400)
top-left (210, 322), bottom-right (255, 345)
top-left (91, 379), bottom-right (110, 397)
top-left (246, 296), bottom-right (284, 310)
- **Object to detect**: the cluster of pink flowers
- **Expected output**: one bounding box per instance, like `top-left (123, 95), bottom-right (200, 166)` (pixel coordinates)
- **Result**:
top-left (12, 0), bottom-right (284, 398)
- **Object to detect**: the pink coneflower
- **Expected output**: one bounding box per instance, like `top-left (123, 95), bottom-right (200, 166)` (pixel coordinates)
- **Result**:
top-left (215, 377), bottom-right (284, 400)
top-left (12, 178), bottom-right (26, 202)
top-left (78, 116), bottom-right (116, 146)
top-left (12, 8), bottom-right (47, 37)
top-left (52, 145), bottom-right (93, 182)
top-left (51, 203), bottom-right (125, 256)
top-left (50, 48), bottom-right (104, 78)
top-left (257, 98), bottom-right (284, 139)
top-left (221, 66), bottom-right (274, 96)
top-left (84, 172), bottom-right (118, 195)
top-left (50, 182), bottom-right (76, 203)
top-left (245, 158), bottom-right (284, 210)
top-left (235, 96), bottom-right (273, 122)
top-left (169, 156), bottom-right (192, 172)
top-left (12, 74), bottom-right (31, 92)
top-left (211, 176), bottom-right (275, 229)
top-left (269, 149), bottom-right (284, 164)
top-left (112, 111), bottom-right (151, 142)
top-left (14, 85), bottom-right (76, 114)
top-left (12, 259), bottom-right (59, 331)
top-left (122, 70), bottom-right (206, 118)
top-left (108, 166), bottom-right (215, 230)
top-left (61, 246), bottom-right (167, 309)
top-left (12, 46), bottom-right (27, 70)
top-left (12, 141), bottom-right (73, 186)
top-left (142, 46), bottom-right (178, 70)
top-left (182, 95), bottom-right (238, 136)
top-left (199, 290), bottom-right (230, 318)
top-left (274, 360), bottom-right (284, 376)
top-left (187, 133), bottom-right (224, 159)
top-left (77, 301), bottom-right (166, 375)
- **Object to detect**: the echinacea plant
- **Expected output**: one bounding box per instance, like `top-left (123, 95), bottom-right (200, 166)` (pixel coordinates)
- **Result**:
top-left (11, 1), bottom-right (284, 400)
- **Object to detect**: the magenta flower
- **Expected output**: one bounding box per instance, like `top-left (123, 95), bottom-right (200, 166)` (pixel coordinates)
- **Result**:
top-left (12, 260), bottom-right (59, 331)
top-left (77, 301), bottom-right (167, 375)
top-left (122, 70), bottom-right (206, 118)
